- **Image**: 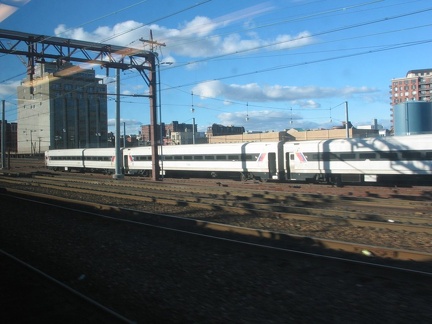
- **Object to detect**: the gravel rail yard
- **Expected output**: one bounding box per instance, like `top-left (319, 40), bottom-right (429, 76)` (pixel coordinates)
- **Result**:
top-left (1, 193), bottom-right (432, 323)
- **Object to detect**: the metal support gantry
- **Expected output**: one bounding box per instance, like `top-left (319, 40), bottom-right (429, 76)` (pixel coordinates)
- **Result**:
top-left (0, 28), bottom-right (160, 180)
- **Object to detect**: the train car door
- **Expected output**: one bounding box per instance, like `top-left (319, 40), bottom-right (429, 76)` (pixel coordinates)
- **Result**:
top-left (285, 152), bottom-right (291, 180)
top-left (268, 152), bottom-right (277, 176)
top-left (123, 154), bottom-right (129, 173)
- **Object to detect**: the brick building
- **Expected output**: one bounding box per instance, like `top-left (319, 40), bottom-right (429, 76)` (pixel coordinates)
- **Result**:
top-left (390, 69), bottom-right (432, 128)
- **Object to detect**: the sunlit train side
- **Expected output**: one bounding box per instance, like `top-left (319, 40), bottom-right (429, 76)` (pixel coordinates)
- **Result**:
top-left (45, 134), bottom-right (432, 184)
top-left (46, 148), bottom-right (116, 173)
top-left (284, 134), bottom-right (432, 184)
top-left (45, 148), bottom-right (87, 171)
top-left (124, 141), bottom-right (285, 181)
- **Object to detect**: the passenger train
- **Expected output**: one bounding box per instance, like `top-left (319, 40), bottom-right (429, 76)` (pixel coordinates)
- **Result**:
top-left (45, 134), bottom-right (432, 185)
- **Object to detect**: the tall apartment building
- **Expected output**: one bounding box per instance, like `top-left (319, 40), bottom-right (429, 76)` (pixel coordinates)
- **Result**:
top-left (17, 62), bottom-right (108, 154)
top-left (389, 69), bottom-right (432, 123)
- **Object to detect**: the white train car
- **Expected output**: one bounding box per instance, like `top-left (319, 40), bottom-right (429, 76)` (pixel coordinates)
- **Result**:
top-left (284, 134), bottom-right (432, 184)
top-left (82, 148), bottom-right (117, 173)
top-left (46, 148), bottom-right (117, 173)
top-left (45, 148), bottom-right (85, 171)
top-left (124, 142), bottom-right (284, 181)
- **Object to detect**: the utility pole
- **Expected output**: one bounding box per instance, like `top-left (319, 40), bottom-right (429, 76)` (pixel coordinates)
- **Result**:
top-left (192, 117), bottom-right (196, 144)
top-left (1, 100), bottom-right (5, 169)
top-left (140, 31), bottom-right (166, 180)
top-left (113, 68), bottom-right (124, 179)
top-left (345, 101), bottom-right (349, 139)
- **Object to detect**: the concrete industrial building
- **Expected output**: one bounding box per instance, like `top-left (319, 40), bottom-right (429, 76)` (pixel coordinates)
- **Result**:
top-left (17, 62), bottom-right (108, 154)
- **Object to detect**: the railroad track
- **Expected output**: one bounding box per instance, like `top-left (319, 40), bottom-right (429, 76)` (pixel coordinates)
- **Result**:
top-left (1, 172), bottom-right (432, 257)
top-left (0, 249), bottom-right (134, 323)
top-left (2, 188), bottom-right (432, 266)
top-left (2, 190), bottom-right (432, 322)
top-left (1, 174), bottom-right (431, 231)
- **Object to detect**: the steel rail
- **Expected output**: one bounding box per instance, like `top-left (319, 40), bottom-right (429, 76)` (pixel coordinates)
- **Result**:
top-left (2, 176), bottom-right (431, 233)
top-left (2, 188), bottom-right (432, 266)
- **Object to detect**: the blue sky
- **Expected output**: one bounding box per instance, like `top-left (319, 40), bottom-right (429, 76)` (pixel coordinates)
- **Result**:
top-left (1, 0), bottom-right (431, 134)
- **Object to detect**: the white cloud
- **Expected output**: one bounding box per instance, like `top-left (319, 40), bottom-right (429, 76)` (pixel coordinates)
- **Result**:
top-left (0, 80), bottom-right (20, 97)
top-left (192, 80), bottom-right (378, 102)
top-left (217, 109), bottom-right (323, 132)
top-left (271, 31), bottom-right (314, 50)
top-left (180, 16), bottom-right (217, 37)
top-left (53, 13), bottom-right (315, 59)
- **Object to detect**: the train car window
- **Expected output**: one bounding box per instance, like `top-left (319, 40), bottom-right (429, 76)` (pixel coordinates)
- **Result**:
top-left (312, 154), bottom-right (319, 160)
top-left (204, 155), bottom-right (215, 160)
top-left (216, 155), bottom-right (227, 160)
top-left (426, 152), bottom-right (432, 159)
top-left (340, 153), bottom-right (355, 160)
top-left (402, 151), bottom-right (422, 160)
top-left (379, 152), bottom-right (398, 160)
top-left (359, 153), bottom-right (376, 159)
top-left (193, 156), bottom-right (203, 160)
top-left (173, 156), bottom-right (183, 160)
top-left (164, 156), bottom-right (173, 160)
top-left (322, 152), bottom-right (339, 160)
top-left (243, 154), bottom-right (255, 161)
top-left (184, 155), bottom-right (193, 160)
top-left (228, 155), bottom-right (239, 160)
